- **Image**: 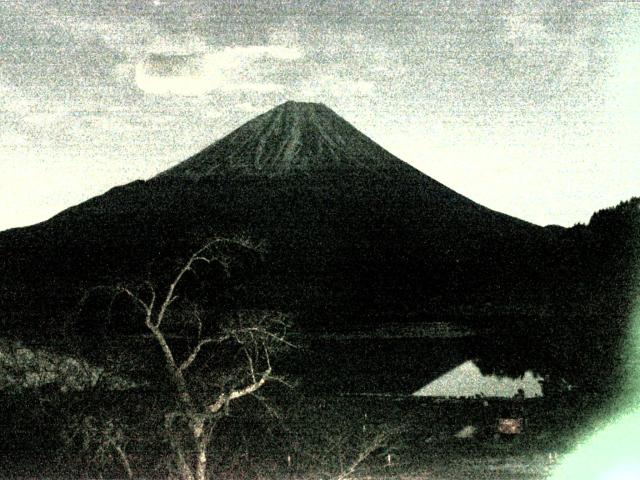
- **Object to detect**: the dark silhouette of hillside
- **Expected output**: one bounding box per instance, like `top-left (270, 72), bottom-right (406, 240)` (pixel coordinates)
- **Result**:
top-left (475, 198), bottom-right (640, 395)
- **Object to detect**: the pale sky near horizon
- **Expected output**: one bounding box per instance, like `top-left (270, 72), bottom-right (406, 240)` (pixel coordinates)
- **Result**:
top-left (1, 1), bottom-right (638, 231)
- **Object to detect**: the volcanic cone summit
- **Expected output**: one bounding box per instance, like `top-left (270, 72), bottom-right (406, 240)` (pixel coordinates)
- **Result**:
top-left (158, 101), bottom-right (413, 177)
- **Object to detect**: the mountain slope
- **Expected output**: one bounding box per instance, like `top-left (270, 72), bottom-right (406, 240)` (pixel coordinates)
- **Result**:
top-left (0, 101), bottom-right (550, 326)
top-left (158, 101), bottom-right (416, 176)
top-left (0, 101), bottom-right (569, 392)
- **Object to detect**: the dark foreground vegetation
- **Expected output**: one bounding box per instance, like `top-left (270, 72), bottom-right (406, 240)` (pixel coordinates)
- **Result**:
top-left (0, 385), bottom-right (605, 479)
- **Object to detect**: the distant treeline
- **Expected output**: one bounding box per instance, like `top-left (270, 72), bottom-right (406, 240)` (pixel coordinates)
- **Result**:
top-left (476, 197), bottom-right (640, 396)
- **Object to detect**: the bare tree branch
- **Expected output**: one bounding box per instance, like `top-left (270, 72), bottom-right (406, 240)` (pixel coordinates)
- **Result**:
top-left (334, 432), bottom-right (389, 480)
top-left (235, 326), bottom-right (298, 349)
top-left (207, 367), bottom-right (272, 414)
top-left (156, 237), bottom-right (247, 329)
top-left (242, 345), bottom-right (257, 383)
top-left (118, 287), bottom-right (152, 316)
top-left (250, 392), bottom-right (282, 420)
top-left (113, 444), bottom-right (134, 480)
top-left (178, 338), bottom-right (216, 373)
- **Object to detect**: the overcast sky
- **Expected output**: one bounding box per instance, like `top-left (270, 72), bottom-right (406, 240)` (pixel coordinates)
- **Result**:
top-left (1, 1), bottom-right (638, 230)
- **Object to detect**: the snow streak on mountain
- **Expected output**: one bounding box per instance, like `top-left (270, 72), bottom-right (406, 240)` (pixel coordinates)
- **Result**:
top-left (158, 101), bottom-right (413, 177)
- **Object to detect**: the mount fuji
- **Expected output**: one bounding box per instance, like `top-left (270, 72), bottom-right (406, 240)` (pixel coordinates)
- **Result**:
top-left (2, 101), bottom-right (634, 393)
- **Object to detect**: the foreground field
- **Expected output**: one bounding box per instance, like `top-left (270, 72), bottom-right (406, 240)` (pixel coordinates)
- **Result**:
top-left (1, 388), bottom-right (597, 479)
top-left (347, 453), bottom-right (556, 480)
top-left (0, 446), bottom-right (566, 479)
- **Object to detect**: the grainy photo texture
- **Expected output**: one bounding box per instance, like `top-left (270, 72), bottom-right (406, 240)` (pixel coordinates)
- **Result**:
top-left (0, 1), bottom-right (639, 479)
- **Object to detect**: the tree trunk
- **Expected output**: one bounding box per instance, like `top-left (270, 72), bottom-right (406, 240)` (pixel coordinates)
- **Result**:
top-left (195, 442), bottom-right (207, 480)
top-left (193, 418), bottom-right (208, 480)
top-left (114, 445), bottom-right (134, 480)
top-left (164, 417), bottom-right (194, 480)
top-left (175, 444), bottom-right (195, 480)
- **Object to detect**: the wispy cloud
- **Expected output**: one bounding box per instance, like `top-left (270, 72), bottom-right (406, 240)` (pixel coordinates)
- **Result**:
top-left (134, 45), bottom-right (303, 96)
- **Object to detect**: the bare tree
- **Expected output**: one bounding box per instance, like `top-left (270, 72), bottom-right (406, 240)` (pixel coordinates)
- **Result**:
top-left (66, 415), bottom-right (134, 480)
top-left (292, 426), bottom-right (401, 480)
top-left (330, 430), bottom-right (392, 480)
top-left (95, 237), bottom-right (292, 480)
